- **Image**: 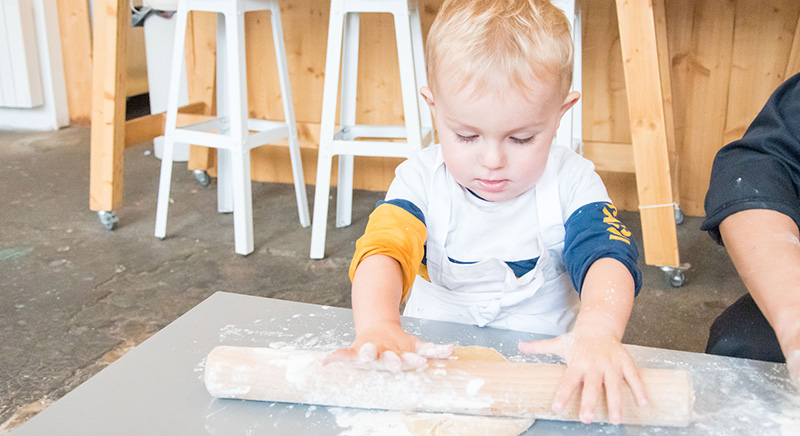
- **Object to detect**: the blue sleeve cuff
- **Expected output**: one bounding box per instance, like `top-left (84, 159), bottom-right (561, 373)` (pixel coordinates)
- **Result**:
top-left (377, 199), bottom-right (428, 265)
top-left (563, 202), bottom-right (642, 296)
top-left (377, 199), bottom-right (425, 225)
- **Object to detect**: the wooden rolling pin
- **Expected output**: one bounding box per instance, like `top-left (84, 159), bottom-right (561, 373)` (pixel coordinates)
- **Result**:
top-left (204, 346), bottom-right (693, 427)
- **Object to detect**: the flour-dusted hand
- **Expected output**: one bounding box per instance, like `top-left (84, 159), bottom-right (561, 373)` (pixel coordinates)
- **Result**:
top-left (779, 324), bottom-right (800, 389)
top-left (334, 253), bottom-right (456, 372)
top-left (776, 320), bottom-right (800, 390)
top-left (352, 341), bottom-right (454, 372)
top-left (323, 343), bottom-right (453, 373)
top-left (518, 326), bottom-right (648, 425)
top-left (323, 323), bottom-right (454, 373)
top-left (787, 349), bottom-right (800, 389)
top-left (517, 258), bottom-right (646, 425)
top-left (415, 341), bottom-right (457, 359)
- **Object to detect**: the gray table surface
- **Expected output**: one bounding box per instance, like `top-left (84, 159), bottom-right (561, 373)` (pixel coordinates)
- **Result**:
top-left (10, 291), bottom-right (800, 435)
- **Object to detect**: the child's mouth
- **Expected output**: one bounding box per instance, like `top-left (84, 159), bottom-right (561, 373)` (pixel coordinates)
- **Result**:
top-left (477, 179), bottom-right (508, 192)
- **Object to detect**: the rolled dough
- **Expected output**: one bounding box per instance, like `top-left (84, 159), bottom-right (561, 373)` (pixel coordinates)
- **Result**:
top-left (401, 346), bottom-right (535, 436)
top-left (451, 345), bottom-right (508, 362)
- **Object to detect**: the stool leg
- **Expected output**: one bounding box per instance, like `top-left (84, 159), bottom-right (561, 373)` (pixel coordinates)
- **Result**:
top-left (570, 3), bottom-right (582, 152)
top-left (336, 11), bottom-right (359, 229)
top-left (310, 5), bottom-right (346, 259)
top-left (270, 1), bottom-right (310, 228)
top-left (224, 5), bottom-right (254, 255)
top-left (409, 0), bottom-right (432, 137)
top-left (155, 2), bottom-right (189, 239)
top-left (394, 9), bottom-right (423, 151)
top-left (216, 12), bottom-right (233, 214)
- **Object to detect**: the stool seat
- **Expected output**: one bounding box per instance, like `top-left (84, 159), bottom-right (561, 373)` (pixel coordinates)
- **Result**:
top-left (172, 0), bottom-right (279, 13)
top-left (155, 0), bottom-right (310, 256)
top-left (309, 0), bottom-right (432, 259)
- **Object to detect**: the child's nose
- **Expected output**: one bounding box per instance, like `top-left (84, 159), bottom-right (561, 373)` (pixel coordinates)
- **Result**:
top-left (479, 143), bottom-right (506, 169)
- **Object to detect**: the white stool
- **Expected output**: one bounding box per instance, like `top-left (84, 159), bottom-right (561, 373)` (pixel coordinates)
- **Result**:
top-left (309, 0), bottom-right (433, 259)
top-left (155, 0), bottom-right (311, 256)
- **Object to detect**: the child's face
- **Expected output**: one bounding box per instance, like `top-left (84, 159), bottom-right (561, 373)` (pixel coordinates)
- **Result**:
top-left (422, 76), bottom-right (579, 202)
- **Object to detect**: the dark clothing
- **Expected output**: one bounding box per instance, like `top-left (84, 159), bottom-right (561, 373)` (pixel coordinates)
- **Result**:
top-left (563, 202), bottom-right (641, 297)
top-left (701, 72), bottom-right (800, 244)
top-left (701, 73), bottom-right (800, 362)
top-left (706, 294), bottom-right (784, 363)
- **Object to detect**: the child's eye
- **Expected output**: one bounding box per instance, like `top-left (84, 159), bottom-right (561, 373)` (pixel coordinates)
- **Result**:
top-left (510, 136), bottom-right (534, 144)
top-left (455, 133), bottom-right (478, 143)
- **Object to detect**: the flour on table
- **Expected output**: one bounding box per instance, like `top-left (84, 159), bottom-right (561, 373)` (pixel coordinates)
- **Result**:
top-left (328, 408), bottom-right (412, 436)
top-left (403, 412), bottom-right (534, 436)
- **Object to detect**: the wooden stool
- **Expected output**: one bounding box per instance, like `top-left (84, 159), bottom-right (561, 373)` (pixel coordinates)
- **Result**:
top-left (155, 0), bottom-right (310, 256)
top-left (309, 0), bottom-right (433, 259)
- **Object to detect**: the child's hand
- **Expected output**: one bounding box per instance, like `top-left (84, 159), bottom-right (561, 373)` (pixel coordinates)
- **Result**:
top-left (779, 325), bottom-right (800, 389)
top-left (518, 326), bottom-right (648, 425)
top-left (787, 348), bottom-right (800, 389)
top-left (324, 322), bottom-right (454, 372)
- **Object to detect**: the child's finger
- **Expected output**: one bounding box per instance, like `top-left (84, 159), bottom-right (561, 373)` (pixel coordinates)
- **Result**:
top-left (578, 373), bottom-right (602, 424)
top-left (518, 337), bottom-right (561, 356)
top-left (603, 371), bottom-right (623, 425)
top-left (621, 357), bottom-right (649, 407)
top-left (415, 342), bottom-right (455, 359)
top-left (380, 350), bottom-right (403, 372)
top-left (787, 350), bottom-right (800, 389)
top-left (551, 368), bottom-right (581, 413)
top-left (358, 342), bottom-right (378, 363)
top-left (401, 352), bottom-right (428, 370)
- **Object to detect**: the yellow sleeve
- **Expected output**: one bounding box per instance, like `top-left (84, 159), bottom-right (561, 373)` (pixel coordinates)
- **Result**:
top-left (349, 203), bottom-right (427, 300)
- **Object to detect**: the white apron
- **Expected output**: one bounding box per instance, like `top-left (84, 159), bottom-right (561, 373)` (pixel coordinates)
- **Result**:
top-left (402, 151), bottom-right (580, 335)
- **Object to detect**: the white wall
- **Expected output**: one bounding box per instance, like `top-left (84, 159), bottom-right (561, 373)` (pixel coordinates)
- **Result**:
top-left (0, 0), bottom-right (68, 131)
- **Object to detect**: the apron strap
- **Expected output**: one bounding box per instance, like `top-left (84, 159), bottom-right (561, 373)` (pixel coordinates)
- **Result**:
top-left (535, 156), bottom-right (566, 246)
top-left (424, 149), bottom-right (450, 283)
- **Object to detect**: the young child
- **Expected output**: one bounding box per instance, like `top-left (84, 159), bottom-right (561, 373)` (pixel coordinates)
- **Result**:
top-left (334, 0), bottom-right (648, 424)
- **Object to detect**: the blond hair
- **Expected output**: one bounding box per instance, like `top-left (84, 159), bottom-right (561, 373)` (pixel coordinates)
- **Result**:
top-left (425, 0), bottom-right (573, 98)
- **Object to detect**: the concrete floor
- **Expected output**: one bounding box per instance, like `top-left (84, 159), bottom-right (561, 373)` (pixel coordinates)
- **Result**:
top-left (0, 126), bottom-right (746, 431)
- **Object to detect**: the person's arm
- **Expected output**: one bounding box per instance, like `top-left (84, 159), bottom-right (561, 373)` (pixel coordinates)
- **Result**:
top-left (328, 254), bottom-right (453, 370)
top-left (325, 201), bottom-right (453, 370)
top-left (720, 209), bottom-right (800, 386)
top-left (350, 254), bottom-right (421, 355)
top-left (519, 258), bottom-right (647, 424)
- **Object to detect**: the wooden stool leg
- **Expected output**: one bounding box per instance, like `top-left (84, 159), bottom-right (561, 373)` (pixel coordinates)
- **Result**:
top-left (155, 3), bottom-right (189, 239)
top-left (310, 5), bottom-right (346, 259)
top-left (89, 0), bottom-right (127, 213)
top-left (270, 1), bottom-right (310, 228)
top-left (615, 0), bottom-right (679, 268)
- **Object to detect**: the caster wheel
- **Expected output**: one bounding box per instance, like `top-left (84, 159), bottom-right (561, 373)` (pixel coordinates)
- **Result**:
top-left (97, 211), bottom-right (118, 230)
top-left (667, 269), bottom-right (685, 288)
top-left (194, 170), bottom-right (211, 187)
top-left (674, 204), bottom-right (685, 225)
top-left (660, 263), bottom-right (690, 288)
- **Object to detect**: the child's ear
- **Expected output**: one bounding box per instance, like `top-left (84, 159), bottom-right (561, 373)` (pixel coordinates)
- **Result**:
top-left (420, 86), bottom-right (436, 116)
top-left (559, 91), bottom-right (581, 118)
